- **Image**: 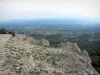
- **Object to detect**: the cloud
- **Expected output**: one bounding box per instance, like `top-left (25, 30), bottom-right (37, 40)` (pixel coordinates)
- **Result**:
top-left (0, 0), bottom-right (100, 20)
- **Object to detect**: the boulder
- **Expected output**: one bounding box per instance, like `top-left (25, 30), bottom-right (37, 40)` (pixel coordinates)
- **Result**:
top-left (40, 39), bottom-right (50, 47)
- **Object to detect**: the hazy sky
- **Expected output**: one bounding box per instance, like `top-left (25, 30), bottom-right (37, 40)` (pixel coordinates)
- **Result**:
top-left (0, 0), bottom-right (100, 20)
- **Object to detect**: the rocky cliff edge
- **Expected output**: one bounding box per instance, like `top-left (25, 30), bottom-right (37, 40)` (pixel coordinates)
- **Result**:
top-left (0, 34), bottom-right (99, 75)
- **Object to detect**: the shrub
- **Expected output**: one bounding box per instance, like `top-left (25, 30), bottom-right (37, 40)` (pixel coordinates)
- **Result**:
top-left (0, 28), bottom-right (7, 34)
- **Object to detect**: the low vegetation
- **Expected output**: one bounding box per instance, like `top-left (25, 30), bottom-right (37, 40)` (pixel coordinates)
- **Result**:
top-left (0, 28), bottom-right (15, 36)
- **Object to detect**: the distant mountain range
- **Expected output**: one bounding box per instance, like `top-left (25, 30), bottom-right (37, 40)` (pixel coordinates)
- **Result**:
top-left (0, 18), bottom-right (100, 26)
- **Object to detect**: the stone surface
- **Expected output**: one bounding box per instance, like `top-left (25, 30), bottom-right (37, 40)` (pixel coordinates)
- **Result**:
top-left (0, 34), bottom-right (99, 75)
top-left (40, 39), bottom-right (50, 46)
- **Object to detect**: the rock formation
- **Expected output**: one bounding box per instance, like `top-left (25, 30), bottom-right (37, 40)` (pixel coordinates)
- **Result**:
top-left (61, 41), bottom-right (82, 53)
top-left (40, 39), bottom-right (50, 46)
top-left (0, 34), bottom-right (99, 75)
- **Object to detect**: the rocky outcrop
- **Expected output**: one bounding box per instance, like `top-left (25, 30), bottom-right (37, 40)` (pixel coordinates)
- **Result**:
top-left (61, 41), bottom-right (82, 53)
top-left (0, 35), bottom-right (99, 75)
top-left (40, 39), bottom-right (50, 46)
top-left (83, 50), bottom-right (92, 64)
top-left (20, 34), bottom-right (50, 46)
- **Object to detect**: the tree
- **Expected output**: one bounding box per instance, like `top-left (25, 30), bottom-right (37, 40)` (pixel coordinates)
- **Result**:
top-left (78, 33), bottom-right (91, 41)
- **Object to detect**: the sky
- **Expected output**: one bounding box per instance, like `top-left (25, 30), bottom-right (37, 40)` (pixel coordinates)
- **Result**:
top-left (0, 0), bottom-right (100, 21)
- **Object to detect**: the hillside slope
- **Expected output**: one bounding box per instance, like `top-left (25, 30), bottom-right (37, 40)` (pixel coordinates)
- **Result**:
top-left (0, 34), bottom-right (99, 75)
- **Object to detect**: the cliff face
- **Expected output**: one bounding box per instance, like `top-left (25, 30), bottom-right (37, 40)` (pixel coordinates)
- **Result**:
top-left (0, 34), bottom-right (99, 75)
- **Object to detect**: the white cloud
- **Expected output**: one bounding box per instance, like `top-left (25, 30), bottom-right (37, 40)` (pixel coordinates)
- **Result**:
top-left (0, 0), bottom-right (100, 20)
